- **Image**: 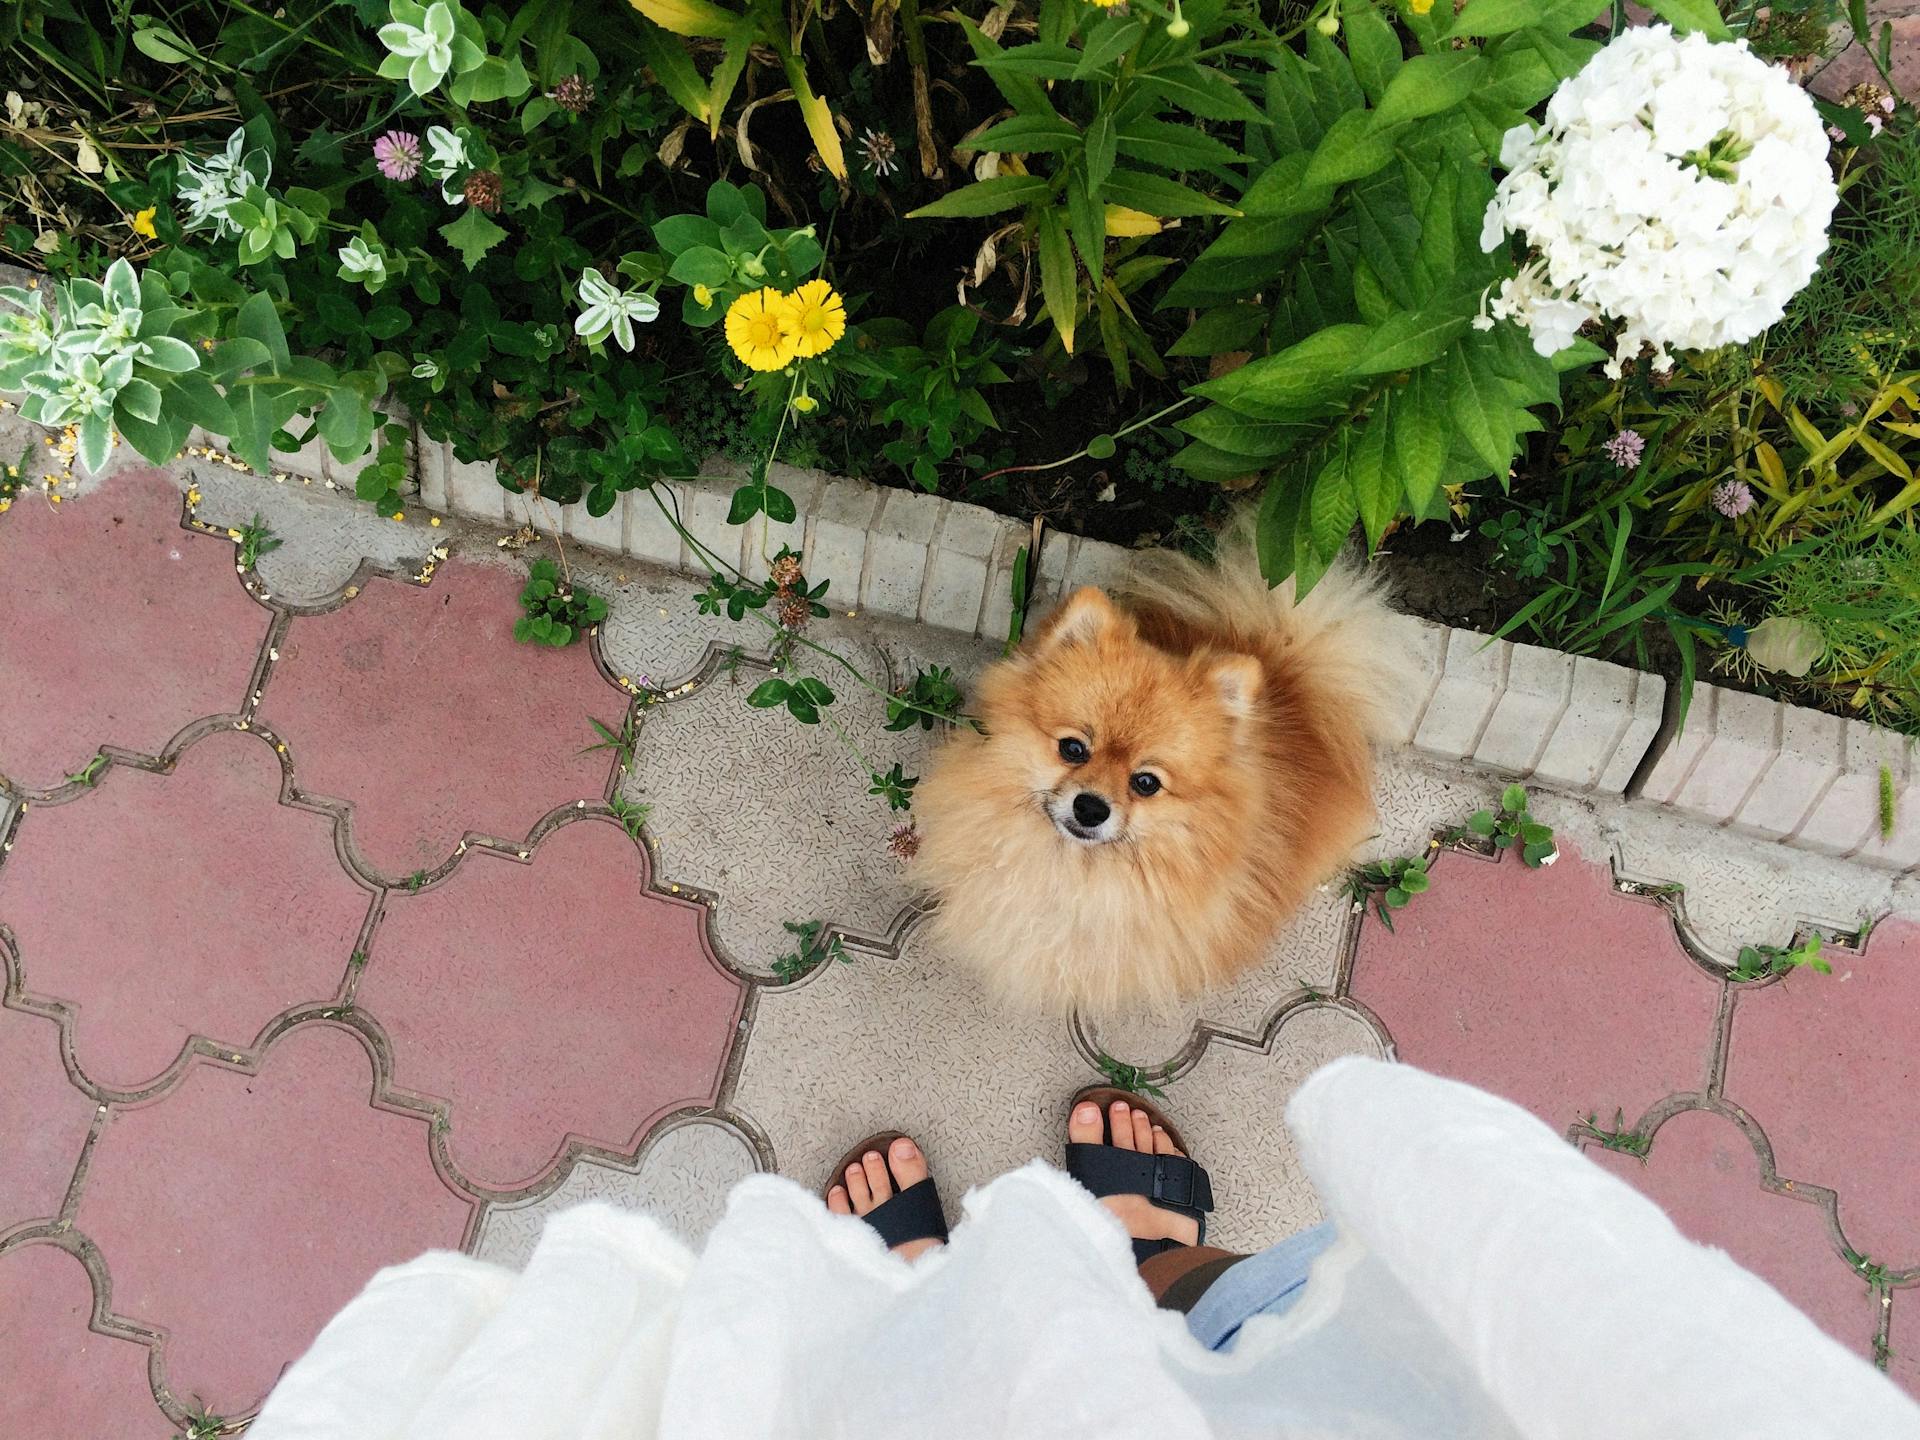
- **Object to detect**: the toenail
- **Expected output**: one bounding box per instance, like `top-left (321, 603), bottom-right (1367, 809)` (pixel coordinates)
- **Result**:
top-left (893, 1137), bottom-right (916, 1157)
top-left (864, 1150), bottom-right (881, 1163)
top-left (1076, 1104), bottom-right (1098, 1122)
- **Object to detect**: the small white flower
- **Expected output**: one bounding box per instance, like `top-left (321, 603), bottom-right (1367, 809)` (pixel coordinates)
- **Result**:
top-left (337, 236), bottom-right (389, 290)
top-left (573, 268), bottom-right (660, 352)
top-left (377, 0), bottom-right (475, 96)
top-left (411, 357), bottom-right (441, 379)
top-left (423, 124), bottom-right (470, 203)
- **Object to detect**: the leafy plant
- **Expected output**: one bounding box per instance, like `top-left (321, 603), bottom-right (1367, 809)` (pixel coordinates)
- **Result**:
top-left (1728, 933), bottom-right (1832, 982)
top-left (770, 918), bottom-right (849, 983)
top-left (514, 558), bottom-right (605, 646)
top-left (583, 712), bottom-right (640, 774)
top-left (1094, 1051), bottom-right (1168, 1099)
top-left (867, 762), bottom-right (918, 811)
top-left (1455, 783), bottom-right (1557, 868)
top-left (1348, 852), bottom-right (1431, 932)
top-left (1168, 2), bottom-right (1610, 590)
top-left (1572, 1108), bottom-right (1652, 1158)
top-left (608, 792), bottom-right (652, 840)
top-left (847, 307), bottom-right (1012, 491)
top-left (232, 515), bottom-right (282, 570)
top-left (747, 674), bottom-right (835, 726)
top-left (1843, 1245), bottom-right (1894, 1295)
top-left (885, 667), bottom-right (964, 732)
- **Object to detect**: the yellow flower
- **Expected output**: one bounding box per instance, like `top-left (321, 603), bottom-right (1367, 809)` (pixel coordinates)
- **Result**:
top-left (1409, 0), bottom-right (1433, 12)
top-left (693, 283), bottom-right (714, 308)
top-left (791, 393), bottom-right (818, 414)
top-left (725, 287), bottom-right (800, 372)
top-left (1104, 205), bottom-right (1163, 237)
top-left (1086, 0), bottom-right (1125, 9)
top-left (779, 279), bottom-right (847, 359)
top-left (130, 207), bottom-right (158, 240)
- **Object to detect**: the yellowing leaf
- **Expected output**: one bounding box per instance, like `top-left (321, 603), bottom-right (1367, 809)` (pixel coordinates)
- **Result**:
top-left (1756, 375), bottom-right (1785, 411)
top-left (1102, 204), bottom-right (1162, 237)
top-left (627, 0), bottom-right (745, 39)
top-left (1753, 440), bottom-right (1786, 489)
top-left (1858, 431), bottom-right (1914, 481)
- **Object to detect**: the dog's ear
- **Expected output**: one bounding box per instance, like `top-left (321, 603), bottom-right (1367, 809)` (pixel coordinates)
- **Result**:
top-left (1207, 655), bottom-right (1263, 720)
top-left (1033, 587), bottom-right (1130, 654)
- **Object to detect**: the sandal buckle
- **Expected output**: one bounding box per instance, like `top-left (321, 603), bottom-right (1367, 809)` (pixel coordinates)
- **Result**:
top-left (1150, 1156), bottom-right (1193, 1208)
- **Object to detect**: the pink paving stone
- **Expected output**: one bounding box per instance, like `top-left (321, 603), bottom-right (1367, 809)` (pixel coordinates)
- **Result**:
top-left (0, 731), bottom-right (369, 1093)
top-left (1724, 919), bottom-right (1920, 1270)
top-left (1587, 1108), bottom-right (1881, 1365)
top-left (0, 1003), bottom-right (94, 1230)
top-left (1348, 843), bottom-right (1722, 1132)
top-left (0, 1243), bottom-right (171, 1438)
top-left (0, 468), bottom-right (265, 793)
top-left (359, 816), bottom-right (744, 1191)
top-left (73, 1022), bottom-right (471, 1418)
top-left (258, 558), bottom-right (618, 880)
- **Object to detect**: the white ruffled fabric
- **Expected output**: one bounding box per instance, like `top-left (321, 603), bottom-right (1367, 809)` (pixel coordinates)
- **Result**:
top-left (251, 1058), bottom-right (1919, 1440)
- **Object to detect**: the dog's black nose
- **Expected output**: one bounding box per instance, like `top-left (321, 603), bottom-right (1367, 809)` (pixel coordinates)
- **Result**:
top-left (1072, 792), bottom-right (1110, 827)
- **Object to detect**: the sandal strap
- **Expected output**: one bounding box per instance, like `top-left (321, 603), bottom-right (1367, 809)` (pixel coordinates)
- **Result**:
top-left (1065, 1143), bottom-right (1215, 1214)
top-left (858, 1176), bottom-right (949, 1249)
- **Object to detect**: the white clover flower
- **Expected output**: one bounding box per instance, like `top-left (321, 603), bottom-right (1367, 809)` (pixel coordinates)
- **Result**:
top-left (377, 0), bottom-right (480, 96)
top-left (1480, 26), bottom-right (1837, 377)
top-left (573, 268), bottom-right (660, 352)
top-left (423, 124), bottom-right (470, 204)
top-left (337, 236), bottom-right (389, 291)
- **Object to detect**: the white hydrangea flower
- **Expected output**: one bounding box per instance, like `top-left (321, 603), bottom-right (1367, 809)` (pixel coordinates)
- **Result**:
top-left (1479, 26), bottom-right (1837, 377)
top-left (573, 268), bottom-right (660, 352)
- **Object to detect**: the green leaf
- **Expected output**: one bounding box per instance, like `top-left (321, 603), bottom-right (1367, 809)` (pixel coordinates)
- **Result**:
top-left (1501, 782), bottom-right (1528, 812)
top-left (959, 17), bottom-right (1054, 117)
top-left (669, 246), bottom-right (734, 287)
top-left (1448, 338), bottom-right (1520, 472)
top-left (440, 208), bottom-right (509, 270)
top-left (1114, 117), bottom-right (1247, 171)
top-left (1385, 886), bottom-right (1409, 907)
top-left (765, 484), bottom-right (796, 524)
top-left (1190, 323), bottom-right (1369, 420)
top-left (1177, 405), bottom-right (1304, 461)
top-left (747, 679), bottom-right (790, 707)
top-left (1370, 52), bottom-right (1484, 129)
top-left (1352, 307), bottom-right (1471, 375)
top-left (1641, 0), bottom-right (1732, 39)
top-left (1086, 432), bottom-right (1117, 460)
top-left (139, 334), bottom-right (201, 373)
top-left (1467, 810), bottom-right (1496, 836)
top-left (972, 115), bottom-right (1083, 154)
top-left (1084, 112), bottom-right (1116, 193)
top-left (907, 177), bottom-right (1052, 220)
top-left (1308, 438), bottom-right (1357, 558)
top-left (1391, 367), bottom-right (1446, 512)
top-left (1099, 169), bottom-right (1237, 218)
top-left (1066, 168), bottom-right (1106, 278)
top-left (1348, 406), bottom-right (1398, 551)
top-left (1449, 0), bottom-right (1543, 38)
top-left (1343, 6), bottom-right (1402, 102)
top-left (1168, 304), bottom-right (1268, 357)
top-left (163, 372), bottom-right (234, 434)
top-left (1303, 110), bottom-right (1399, 188)
top-left (1036, 208), bottom-right (1078, 354)
top-left (1156, 63), bottom-right (1266, 124)
top-left (1074, 15), bottom-right (1147, 76)
top-left (235, 292), bottom-right (290, 372)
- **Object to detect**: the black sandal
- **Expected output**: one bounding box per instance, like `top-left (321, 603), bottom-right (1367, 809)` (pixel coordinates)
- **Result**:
top-left (822, 1131), bottom-right (949, 1250)
top-left (1064, 1086), bottom-right (1215, 1266)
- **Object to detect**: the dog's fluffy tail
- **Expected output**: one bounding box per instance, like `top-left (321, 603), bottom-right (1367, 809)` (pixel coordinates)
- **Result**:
top-left (1121, 509), bottom-right (1419, 746)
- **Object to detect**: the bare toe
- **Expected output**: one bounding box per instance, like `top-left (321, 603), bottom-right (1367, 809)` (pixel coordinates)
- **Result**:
top-left (1151, 1123), bottom-right (1182, 1157)
top-left (861, 1149), bottom-right (894, 1205)
top-left (827, 1184), bottom-right (852, 1215)
top-left (1069, 1101), bottom-right (1104, 1145)
top-left (1130, 1106), bottom-right (1154, 1153)
top-left (888, 1136), bottom-right (929, 1188)
top-left (846, 1161), bottom-right (873, 1213)
top-left (1110, 1100), bottom-right (1137, 1151)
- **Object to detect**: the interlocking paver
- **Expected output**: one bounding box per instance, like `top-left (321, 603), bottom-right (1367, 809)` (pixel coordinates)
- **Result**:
top-left (258, 556), bottom-right (618, 880)
top-left (1724, 920), bottom-right (1920, 1269)
top-left (1348, 843), bottom-right (1723, 1133)
top-left (358, 815), bottom-right (744, 1191)
top-left (74, 1023), bottom-right (470, 1419)
top-left (0, 731), bottom-right (368, 1093)
top-left (1586, 1107), bottom-right (1880, 1362)
top-left (0, 1002), bottom-right (94, 1229)
top-left (0, 1243), bottom-right (170, 1438)
top-left (0, 467), bottom-right (265, 794)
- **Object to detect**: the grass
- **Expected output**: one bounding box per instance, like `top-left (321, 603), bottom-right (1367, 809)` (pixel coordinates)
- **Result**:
top-left (64, 753), bottom-right (107, 787)
top-left (608, 792), bottom-right (651, 841)
top-left (583, 711), bottom-right (640, 774)
top-left (1845, 1246), bottom-right (1894, 1295)
top-left (770, 919), bottom-right (849, 983)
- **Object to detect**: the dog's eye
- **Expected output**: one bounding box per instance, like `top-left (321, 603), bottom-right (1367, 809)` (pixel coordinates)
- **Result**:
top-left (1058, 736), bottom-right (1089, 765)
top-left (1129, 772), bottom-right (1161, 797)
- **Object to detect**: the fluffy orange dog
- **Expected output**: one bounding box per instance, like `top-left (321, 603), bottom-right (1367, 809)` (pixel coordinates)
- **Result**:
top-left (912, 518), bottom-right (1412, 1013)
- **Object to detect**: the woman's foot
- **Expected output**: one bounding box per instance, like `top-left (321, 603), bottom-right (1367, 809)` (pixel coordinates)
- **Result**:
top-left (826, 1135), bottom-right (944, 1261)
top-left (1069, 1098), bottom-right (1201, 1247)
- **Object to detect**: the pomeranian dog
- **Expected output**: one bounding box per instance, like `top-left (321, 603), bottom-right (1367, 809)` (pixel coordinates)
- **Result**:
top-left (912, 514), bottom-right (1414, 1013)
